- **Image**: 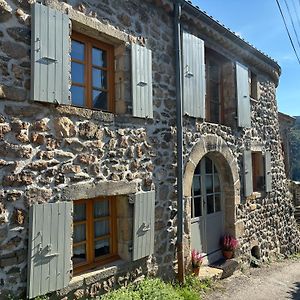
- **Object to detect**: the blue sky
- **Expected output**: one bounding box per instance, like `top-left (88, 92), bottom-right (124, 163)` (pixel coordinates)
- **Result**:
top-left (193, 0), bottom-right (300, 116)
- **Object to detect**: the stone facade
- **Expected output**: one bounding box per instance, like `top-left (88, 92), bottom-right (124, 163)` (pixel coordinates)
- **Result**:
top-left (278, 112), bottom-right (295, 179)
top-left (0, 0), bottom-right (299, 299)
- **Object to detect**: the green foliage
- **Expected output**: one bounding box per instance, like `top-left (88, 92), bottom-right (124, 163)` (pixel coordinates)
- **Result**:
top-left (135, 278), bottom-right (183, 300)
top-left (99, 276), bottom-right (212, 300)
top-left (175, 287), bottom-right (199, 300)
top-left (184, 275), bottom-right (212, 294)
top-left (100, 288), bottom-right (140, 300)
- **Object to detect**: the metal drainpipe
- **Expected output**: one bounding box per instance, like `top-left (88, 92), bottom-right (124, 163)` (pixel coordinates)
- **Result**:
top-left (174, 0), bottom-right (185, 284)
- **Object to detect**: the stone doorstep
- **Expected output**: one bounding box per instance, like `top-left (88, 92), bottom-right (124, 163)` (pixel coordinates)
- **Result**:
top-left (198, 266), bottom-right (223, 281)
top-left (209, 258), bottom-right (240, 279)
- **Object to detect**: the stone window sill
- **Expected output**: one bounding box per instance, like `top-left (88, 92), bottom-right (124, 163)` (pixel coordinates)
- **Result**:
top-left (250, 97), bottom-right (258, 103)
top-left (252, 191), bottom-right (265, 199)
top-left (70, 259), bottom-right (126, 285)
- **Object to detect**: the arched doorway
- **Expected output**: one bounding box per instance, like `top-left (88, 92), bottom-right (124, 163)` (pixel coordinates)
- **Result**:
top-left (191, 155), bottom-right (224, 263)
top-left (183, 135), bottom-right (241, 265)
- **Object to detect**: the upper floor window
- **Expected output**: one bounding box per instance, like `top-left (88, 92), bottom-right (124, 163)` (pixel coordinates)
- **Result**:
top-left (206, 56), bottom-right (223, 124)
top-left (205, 49), bottom-right (236, 127)
top-left (249, 71), bottom-right (258, 100)
top-left (71, 32), bottom-right (115, 112)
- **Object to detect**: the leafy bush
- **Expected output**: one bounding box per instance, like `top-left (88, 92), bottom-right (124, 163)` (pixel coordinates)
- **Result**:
top-left (100, 288), bottom-right (140, 300)
top-left (134, 278), bottom-right (182, 300)
top-left (99, 276), bottom-right (211, 300)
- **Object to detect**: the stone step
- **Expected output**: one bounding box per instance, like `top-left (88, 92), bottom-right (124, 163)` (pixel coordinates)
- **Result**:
top-left (198, 266), bottom-right (223, 281)
top-left (208, 258), bottom-right (240, 279)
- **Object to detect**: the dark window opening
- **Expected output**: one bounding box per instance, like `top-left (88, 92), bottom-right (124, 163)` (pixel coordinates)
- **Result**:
top-left (252, 152), bottom-right (265, 192)
top-left (205, 48), bottom-right (236, 127)
top-left (249, 71), bottom-right (258, 100)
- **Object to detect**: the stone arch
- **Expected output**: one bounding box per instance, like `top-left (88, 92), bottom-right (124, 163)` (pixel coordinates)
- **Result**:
top-left (183, 134), bottom-right (241, 238)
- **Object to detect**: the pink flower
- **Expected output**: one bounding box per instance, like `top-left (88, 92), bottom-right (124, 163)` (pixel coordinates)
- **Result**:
top-left (191, 249), bottom-right (204, 267)
top-left (220, 234), bottom-right (239, 251)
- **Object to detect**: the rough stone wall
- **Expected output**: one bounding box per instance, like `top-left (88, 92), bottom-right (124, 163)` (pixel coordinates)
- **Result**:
top-left (278, 112), bottom-right (295, 179)
top-left (0, 0), bottom-right (299, 298)
top-left (291, 181), bottom-right (300, 207)
top-left (0, 0), bottom-right (177, 298)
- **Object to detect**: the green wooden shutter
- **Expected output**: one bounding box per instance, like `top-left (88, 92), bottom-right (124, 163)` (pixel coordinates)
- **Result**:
top-left (243, 150), bottom-right (253, 197)
top-left (131, 43), bottom-right (153, 118)
top-left (27, 202), bottom-right (72, 299)
top-left (265, 151), bottom-right (272, 192)
top-left (31, 2), bottom-right (70, 105)
top-left (182, 31), bottom-right (205, 118)
top-left (132, 190), bottom-right (155, 260)
top-left (236, 62), bottom-right (251, 127)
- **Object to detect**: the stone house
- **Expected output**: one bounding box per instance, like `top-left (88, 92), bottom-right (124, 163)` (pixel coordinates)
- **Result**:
top-left (0, 0), bottom-right (299, 299)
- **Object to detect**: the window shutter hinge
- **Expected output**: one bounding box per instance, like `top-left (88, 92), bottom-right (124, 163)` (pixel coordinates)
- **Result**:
top-left (128, 195), bottom-right (135, 204)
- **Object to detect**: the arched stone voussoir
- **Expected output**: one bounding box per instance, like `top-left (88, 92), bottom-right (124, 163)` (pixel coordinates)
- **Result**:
top-left (183, 134), bottom-right (241, 202)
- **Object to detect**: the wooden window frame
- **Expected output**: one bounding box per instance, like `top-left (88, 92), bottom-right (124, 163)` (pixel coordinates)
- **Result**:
top-left (71, 32), bottom-right (115, 112)
top-left (73, 196), bottom-right (118, 275)
top-left (205, 54), bottom-right (224, 124)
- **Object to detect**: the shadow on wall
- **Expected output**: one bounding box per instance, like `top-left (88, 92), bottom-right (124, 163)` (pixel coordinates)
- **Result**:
top-left (288, 282), bottom-right (300, 299)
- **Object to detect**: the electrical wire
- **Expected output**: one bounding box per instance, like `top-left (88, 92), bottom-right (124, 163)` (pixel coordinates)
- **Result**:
top-left (291, 0), bottom-right (300, 31)
top-left (275, 0), bottom-right (300, 64)
top-left (283, 0), bottom-right (300, 49)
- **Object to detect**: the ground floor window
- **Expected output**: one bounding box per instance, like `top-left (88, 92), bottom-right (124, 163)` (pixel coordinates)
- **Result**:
top-left (73, 196), bottom-right (117, 273)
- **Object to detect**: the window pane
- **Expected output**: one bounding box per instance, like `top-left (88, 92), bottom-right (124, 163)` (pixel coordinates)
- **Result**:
top-left (92, 48), bottom-right (107, 67)
top-left (92, 68), bottom-right (107, 89)
top-left (71, 40), bottom-right (84, 61)
top-left (71, 62), bottom-right (84, 84)
top-left (71, 86), bottom-right (85, 107)
top-left (193, 196), bottom-right (202, 217)
top-left (95, 239), bottom-right (110, 257)
top-left (207, 195), bottom-right (214, 214)
top-left (194, 162), bottom-right (201, 175)
top-left (72, 244), bottom-right (86, 265)
top-left (205, 175), bottom-right (213, 194)
top-left (74, 224), bottom-right (86, 243)
top-left (74, 204), bottom-right (86, 222)
top-left (215, 194), bottom-right (221, 212)
top-left (93, 90), bottom-right (108, 110)
top-left (193, 176), bottom-right (201, 196)
top-left (94, 220), bottom-right (110, 237)
top-left (205, 158), bottom-right (213, 174)
top-left (94, 200), bottom-right (109, 217)
top-left (214, 174), bottom-right (220, 192)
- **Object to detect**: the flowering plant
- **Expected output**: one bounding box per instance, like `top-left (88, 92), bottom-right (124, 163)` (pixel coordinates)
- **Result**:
top-left (220, 234), bottom-right (239, 251)
top-left (191, 249), bottom-right (203, 268)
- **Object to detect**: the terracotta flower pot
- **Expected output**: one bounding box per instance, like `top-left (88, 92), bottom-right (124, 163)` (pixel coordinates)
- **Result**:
top-left (222, 250), bottom-right (234, 259)
top-left (192, 266), bottom-right (200, 276)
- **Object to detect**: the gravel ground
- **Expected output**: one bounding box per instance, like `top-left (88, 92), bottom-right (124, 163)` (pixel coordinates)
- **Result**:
top-left (203, 257), bottom-right (300, 300)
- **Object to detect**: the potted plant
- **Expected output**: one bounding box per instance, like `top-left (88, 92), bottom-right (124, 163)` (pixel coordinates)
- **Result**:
top-left (220, 234), bottom-right (238, 259)
top-left (191, 249), bottom-right (203, 275)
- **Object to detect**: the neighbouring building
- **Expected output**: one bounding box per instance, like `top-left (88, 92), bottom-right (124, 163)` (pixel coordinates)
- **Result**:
top-left (278, 111), bottom-right (295, 178)
top-left (0, 0), bottom-right (299, 299)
